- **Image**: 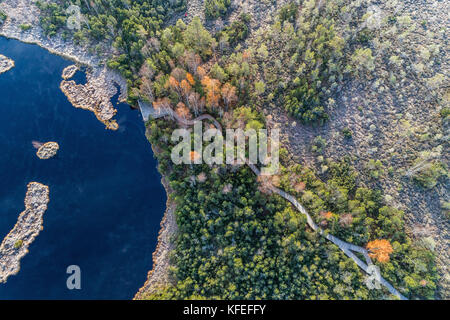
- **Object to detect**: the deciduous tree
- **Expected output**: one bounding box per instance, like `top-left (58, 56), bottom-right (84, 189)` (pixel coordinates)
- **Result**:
top-left (366, 239), bottom-right (393, 263)
top-left (202, 76), bottom-right (222, 111)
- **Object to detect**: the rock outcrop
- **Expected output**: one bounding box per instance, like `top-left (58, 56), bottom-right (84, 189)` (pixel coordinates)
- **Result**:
top-left (36, 141), bottom-right (59, 159)
top-left (0, 54), bottom-right (14, 74)
top-left (0, 182), bottom-right (50, 283)
top-left (60, 65), bottom-right (126, 130)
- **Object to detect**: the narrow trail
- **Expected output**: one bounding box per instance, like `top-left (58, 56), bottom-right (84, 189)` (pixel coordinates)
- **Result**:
top-left (248, 163), bottom-right (407, 300)
top-left (146, 101), bottom-right (408, 299)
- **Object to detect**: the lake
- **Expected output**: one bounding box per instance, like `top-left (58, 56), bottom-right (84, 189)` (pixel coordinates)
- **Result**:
top-left (0, 36), bottom-right (166, 299)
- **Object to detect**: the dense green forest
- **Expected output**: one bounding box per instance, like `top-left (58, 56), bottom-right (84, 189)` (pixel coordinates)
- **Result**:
top-left (145, 116), bottom-right (436, 299)
top-left (36, 0), bottom-right (438, 299)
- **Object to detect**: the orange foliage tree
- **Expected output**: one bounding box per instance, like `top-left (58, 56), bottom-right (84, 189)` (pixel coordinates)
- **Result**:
top-left (180, 79), bottom-right (192, 103)
top-left (189, 151), bottom-right (201, 162)
top-left (320, 211), bottom-right (333, 220)
top-left (186, 72), bottom-right (195, 86)
top-left (201, 76), bottom-right (221, 112)
top-left (366, 239), bottom-right (394, 263)
top-left (196, 66), bottom-right (207, 79)
top-left (167, 76), bottom-right (180, 95)
top-left (319, 211), bottom-right (334, 227)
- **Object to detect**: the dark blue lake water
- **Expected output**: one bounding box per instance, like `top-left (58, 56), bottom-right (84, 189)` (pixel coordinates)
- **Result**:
top-left (0, 37), bottom-right (166, 299)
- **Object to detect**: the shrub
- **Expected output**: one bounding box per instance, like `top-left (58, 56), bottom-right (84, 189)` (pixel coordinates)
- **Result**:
top-left (440, 107), bottom-right (450, 119)
top-left (14, 240), bottom-right (23, 249)
top-left (312, 136), bottom-right (327, 154)
top-left (412, 161), bottom-right (447, 189)
top-left (19, 24), bottom-right (32, 31)
top-left (351, 48), bottom-right (375, 73)
top-left (342, 127), bottom-right (352, 139)
top-left (0, 11), bottom-right (6, 24)
top-left (367, 159), bottom-right (384, 179)
top-left (205, 0), bottom-right (231, 19)
top-left (216, 13), bottom-right (250, 46)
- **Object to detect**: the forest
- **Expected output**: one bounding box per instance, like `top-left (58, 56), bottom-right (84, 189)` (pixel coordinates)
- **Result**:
top-left (35, 0), bottom-right (438, 299)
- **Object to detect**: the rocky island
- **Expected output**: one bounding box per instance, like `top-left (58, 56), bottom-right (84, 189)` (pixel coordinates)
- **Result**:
top-left (0, 54), bottom-right (14, 74)
top-left (36, 141), bottom-right (59, 159)
top-left (0, 182), bottom-right (50, 283)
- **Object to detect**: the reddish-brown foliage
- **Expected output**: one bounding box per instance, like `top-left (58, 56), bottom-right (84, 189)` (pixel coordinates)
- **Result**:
top-left (176, 102), bottom-right (192, 120)
top-left (153, 97), bottom-right (172, 110)
top-left (201, 76), bottom-right (222, 111)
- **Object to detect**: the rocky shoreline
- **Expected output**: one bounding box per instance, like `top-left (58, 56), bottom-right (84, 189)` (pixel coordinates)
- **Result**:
top-left (134, 173), bottom-right (177, 299)
top-left (134, 128), bottom-right (180, 299)
top-left (0, 54), bottom-right (14, 74)
top-left (0, 0), bottom-right (101, 67)
top-left (0, 182), bottom-right (50, 283)
top-left (0, 0), bottom-right (128, 129)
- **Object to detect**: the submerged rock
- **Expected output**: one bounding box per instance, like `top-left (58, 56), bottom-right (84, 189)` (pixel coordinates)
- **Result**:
top-left (0, 182), bottom-right (50, 283)
top-left (0, 54), bottom-right (14, 74)
top-left (36, 141), bottom-right (59, 159)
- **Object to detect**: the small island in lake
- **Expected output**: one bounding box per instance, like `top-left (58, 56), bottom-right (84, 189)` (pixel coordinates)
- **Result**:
top-left (0, 182), bottom-right (50, 283)
top-left (35, 141), bottom-right (59, 159)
